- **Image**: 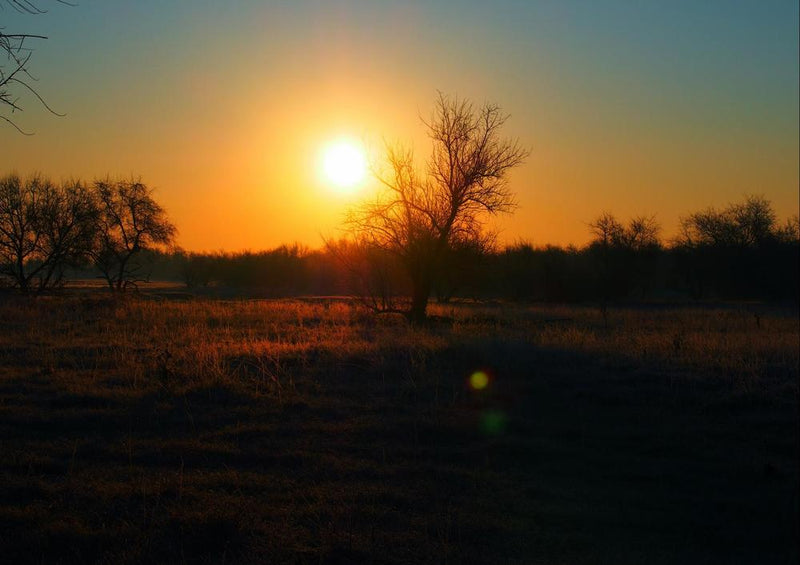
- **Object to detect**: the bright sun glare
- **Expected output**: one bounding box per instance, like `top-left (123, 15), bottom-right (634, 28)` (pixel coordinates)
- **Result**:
top-left (321, 139), bottom-right (367, 192)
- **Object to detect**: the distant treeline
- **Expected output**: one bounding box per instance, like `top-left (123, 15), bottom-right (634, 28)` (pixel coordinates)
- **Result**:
top-left (2, 178), bottom-right (797, 303)
top-left (138, 195), bottom-right (797, 303)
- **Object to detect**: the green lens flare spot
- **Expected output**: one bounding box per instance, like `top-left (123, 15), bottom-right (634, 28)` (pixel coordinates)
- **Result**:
top-left (481, 410), bottom-right (507, 435)
top-left (470, 371), bottom-right (489, 390)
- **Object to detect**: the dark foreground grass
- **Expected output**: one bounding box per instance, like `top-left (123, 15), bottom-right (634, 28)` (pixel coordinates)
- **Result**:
top-left (0, 295), bottom-right (797, 564)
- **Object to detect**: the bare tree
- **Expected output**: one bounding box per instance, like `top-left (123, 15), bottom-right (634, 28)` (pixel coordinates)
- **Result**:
top-left (589, 213), bottom-right (660, 251)
top-left (1, 0), bottom-right (72, 133)
top-left (91, 179), bottom-right (176, 291)
top-left (677, 195), bottom-right (776, 249)
top-left (775, 215), bottom-right (800, 244)
top-left (626, 215), bottom-right (661, 250)
top-left (346, 93), bottom-right (528, 323)
top-left (588, 212), bottom-right (625, 248)
top-left (0, 173), bottom-right (96, 292)
top-left (588, 212), bottom-right (661, 304)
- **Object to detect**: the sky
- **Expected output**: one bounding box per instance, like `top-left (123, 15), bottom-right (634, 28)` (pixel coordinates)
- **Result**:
top-left (2, 0), bottom-right (798, 251)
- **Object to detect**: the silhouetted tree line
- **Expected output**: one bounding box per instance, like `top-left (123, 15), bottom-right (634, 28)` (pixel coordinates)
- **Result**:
top-left (0, 173), bottom-right (175, 293)
top-left (3, 174), bottom-right (795, 303)
top-left (671, 196), bottom-right (799, 300)
top-left (141, 195), bottom-right (796, 303)
top-left (170, 245), bottom-right (322, 296)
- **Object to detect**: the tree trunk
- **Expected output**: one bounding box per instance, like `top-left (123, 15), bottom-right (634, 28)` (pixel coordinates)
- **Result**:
top-left (113, 254), bottom-right (129, 292)
top-left (15, 254), bottom-right (28, 294)
top-left (408, 276), bottom-right (431, 325)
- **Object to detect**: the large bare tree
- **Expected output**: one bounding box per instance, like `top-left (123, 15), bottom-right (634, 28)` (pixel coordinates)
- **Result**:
top-left (91, 179), bottom-right (176, 291)
top-left (346, 93), bottom-right (528, 323)
top-left (1, 0), bottom-right (71, 133)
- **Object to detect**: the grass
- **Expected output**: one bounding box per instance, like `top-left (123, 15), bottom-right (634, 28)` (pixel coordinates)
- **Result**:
top-left (0, 294), bottom-right (797, 564)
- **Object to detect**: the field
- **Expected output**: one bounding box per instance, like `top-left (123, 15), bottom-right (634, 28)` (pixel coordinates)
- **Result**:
top-left (0, 294), bottom-right (797, 564)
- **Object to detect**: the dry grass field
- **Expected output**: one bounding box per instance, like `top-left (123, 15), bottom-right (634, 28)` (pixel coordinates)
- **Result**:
top-left (0, 295), bottom-right (797, 564)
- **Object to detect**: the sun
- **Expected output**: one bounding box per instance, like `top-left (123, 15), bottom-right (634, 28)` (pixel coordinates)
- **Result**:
top-left (320, 139), bottom-right (367, 192)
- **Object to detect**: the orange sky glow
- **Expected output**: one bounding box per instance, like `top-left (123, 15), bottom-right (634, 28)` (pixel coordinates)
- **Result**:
top-left (2, 2), bottom-right (798, 252)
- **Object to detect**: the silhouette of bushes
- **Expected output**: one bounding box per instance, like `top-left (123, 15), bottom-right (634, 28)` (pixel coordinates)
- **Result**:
top-left (4, 176), bottom-right (794, 304)
top-left (673, 197), bottom-right (799, 299)
top-left (144, 196), bottom-right (797, 303)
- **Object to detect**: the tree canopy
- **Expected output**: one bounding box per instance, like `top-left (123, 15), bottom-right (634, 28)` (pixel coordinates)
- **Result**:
top-left (346, 93), bottom-right (528, 323)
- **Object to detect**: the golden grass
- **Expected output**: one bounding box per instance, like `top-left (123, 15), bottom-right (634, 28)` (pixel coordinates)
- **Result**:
top-left (0, 295), bottom-right (797, 564)
top-left (2, 296), bottom-right (796, 397)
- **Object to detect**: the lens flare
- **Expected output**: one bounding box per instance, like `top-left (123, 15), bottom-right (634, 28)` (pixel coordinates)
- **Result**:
top-left (470, 370), bottom-right (490, 390)
top-left (480, 410), bottom-right (508, 435)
